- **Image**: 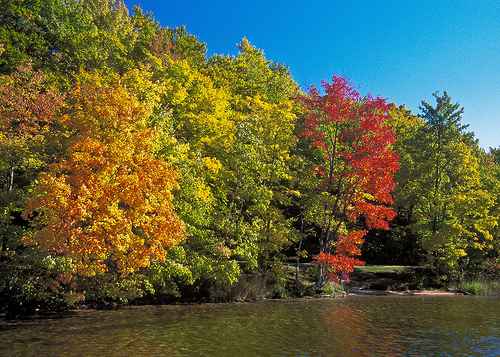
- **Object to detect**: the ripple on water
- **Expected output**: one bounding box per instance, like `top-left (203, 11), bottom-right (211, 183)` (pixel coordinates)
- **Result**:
top-left (1, 295), bottom-right (499, 356)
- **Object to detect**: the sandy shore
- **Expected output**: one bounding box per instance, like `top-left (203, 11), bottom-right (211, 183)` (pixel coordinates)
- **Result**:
top-left (348, 289), bottom-right (464, 296)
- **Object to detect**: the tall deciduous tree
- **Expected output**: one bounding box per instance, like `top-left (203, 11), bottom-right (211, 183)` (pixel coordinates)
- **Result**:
top-left (24, 78), bottom-right (186, 278)
top-left (149, 38), bottom-right (300, 286)
top-left (411, 92), bottom-right (496, 272)
top-left (297, 76), bottom-right (399, 286)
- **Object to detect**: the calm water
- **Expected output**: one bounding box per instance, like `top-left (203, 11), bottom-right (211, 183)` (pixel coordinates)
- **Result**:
top-left (1, 295), bottom-right (499, 356)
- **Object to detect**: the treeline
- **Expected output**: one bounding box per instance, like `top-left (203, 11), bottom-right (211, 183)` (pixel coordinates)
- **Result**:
top-left (1, 0), bottom-right (499, 314)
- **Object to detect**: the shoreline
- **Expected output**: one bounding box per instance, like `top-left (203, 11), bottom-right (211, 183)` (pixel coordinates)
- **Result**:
top-left (0, 289), bottom-right (475, 319)
top-left (347, 289), bottom-right (465, 296)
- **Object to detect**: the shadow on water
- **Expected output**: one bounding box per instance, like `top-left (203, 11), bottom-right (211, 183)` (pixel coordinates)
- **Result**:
top-left (1, 295), bottom-right (499, 356)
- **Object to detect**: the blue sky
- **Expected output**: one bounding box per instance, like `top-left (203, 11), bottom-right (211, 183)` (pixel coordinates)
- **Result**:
top-left (124, 0), bottom-right (500, 150)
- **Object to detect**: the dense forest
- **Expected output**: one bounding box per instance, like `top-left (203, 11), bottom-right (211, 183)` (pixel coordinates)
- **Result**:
top-left (1, 0), bottom-right (499, 314)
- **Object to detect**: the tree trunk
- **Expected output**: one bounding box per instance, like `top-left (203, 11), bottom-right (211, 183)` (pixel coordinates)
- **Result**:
top-left (8, 157), bottom-right (15, 191)
top-left (296, 213), bottom-right (303, 286)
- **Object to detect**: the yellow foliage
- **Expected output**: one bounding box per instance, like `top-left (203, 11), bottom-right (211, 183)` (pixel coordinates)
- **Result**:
top-left (203, 156), bottom-right (222, 175)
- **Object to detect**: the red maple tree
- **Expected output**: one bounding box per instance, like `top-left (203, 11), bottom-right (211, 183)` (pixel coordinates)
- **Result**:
top-left (297, 76), bottom-right (399, 285)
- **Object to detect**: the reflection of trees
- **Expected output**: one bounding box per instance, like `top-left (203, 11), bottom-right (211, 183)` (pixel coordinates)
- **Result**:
top-left (320, 298), bottom-right (411, 356)
top-left (3, 298), bottom-right (498, 355)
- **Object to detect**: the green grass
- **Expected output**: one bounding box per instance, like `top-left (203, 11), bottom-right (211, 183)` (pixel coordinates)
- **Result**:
top-left (457, 280), bottom-right (500, 295)
top-left (354, 265), bottom-right (415, 273)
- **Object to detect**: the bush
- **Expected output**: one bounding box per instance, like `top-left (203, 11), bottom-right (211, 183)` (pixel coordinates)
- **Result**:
top-left (457, 280), bottom-right (500, 295)
top-left (451, 260), bottom-right (500, 295)
top-left (459, 281), bottom-right (487, 295)
top-left (207, 274), bottom-right (272, 302)
top-left (321, 282), bottom-right (347, 296)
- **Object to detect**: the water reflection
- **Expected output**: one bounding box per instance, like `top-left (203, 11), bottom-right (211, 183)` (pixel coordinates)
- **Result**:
top-left (318, 295), bottom-right (500, 356)
top-left (1, 296), bottom-right (499, 356)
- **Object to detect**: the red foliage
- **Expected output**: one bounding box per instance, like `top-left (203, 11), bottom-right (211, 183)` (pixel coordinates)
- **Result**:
top-left (312, 231), bottom-right (366, 282)
top-left (297, 76), bottom-right (399, 283)
top-left (148, 30), bottom-right (180, 63)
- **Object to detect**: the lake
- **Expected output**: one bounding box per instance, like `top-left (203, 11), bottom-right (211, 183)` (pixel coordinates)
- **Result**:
top-left (1, 294), bottom-right (499, 356)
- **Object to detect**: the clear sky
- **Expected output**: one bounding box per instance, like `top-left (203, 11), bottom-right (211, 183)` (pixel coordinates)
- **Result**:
top-left (124, 0), bottom-right (500, 150)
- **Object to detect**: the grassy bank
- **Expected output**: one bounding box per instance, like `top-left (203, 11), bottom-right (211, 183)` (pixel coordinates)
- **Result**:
top-left (205, 264), bottom-right (443, 302)
top-left (454, 279), bottom-right (500, 295)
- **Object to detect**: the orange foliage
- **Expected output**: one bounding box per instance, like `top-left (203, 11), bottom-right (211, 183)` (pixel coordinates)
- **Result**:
top-left (24, 81), bottom-right (186, 277)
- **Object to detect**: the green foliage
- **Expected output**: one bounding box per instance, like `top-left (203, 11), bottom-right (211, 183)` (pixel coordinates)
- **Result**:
top-left (76, 271), bottom-right (154, 303)
top-left (450, 260), bottom-right (500, 295)
top-left (147, 36), bottom-right (300, 289)
top-left (207, 38), bottom-right (298, 103)
top-left (390, 94), bottom-right (496, 272)
top-left (129, 6), bottom-right (160, 64)
top-left (458, 281), bottom-right (488, 295)
top-left (75, 0), bottom-right (137, 72)
top-left (165, 26), bottom-right (207, 66)
top-left (0, 0), bottom-right (52, 73)
top-left (267, 261), bottom-right (290, 298)
top-left (0, 0), bottom-right (138, 76)
top-left (321, 282), bottom-right (347, 296)
top-left (0, 245), bottom-right (75, 314)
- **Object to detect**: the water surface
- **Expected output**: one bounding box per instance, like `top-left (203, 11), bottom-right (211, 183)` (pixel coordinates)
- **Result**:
top-left (1, 295), bottom-right (499, 356)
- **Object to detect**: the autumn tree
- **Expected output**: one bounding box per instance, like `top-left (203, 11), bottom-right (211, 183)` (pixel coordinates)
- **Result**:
top-left (297, 76), bottom-right (399, 286)
top-left (144, 38), bottom-right (300, 291)
top-left (465, 148), bottom-right (500, 269)
top-left (24, 78), bottom-right (186, 279)
top-left (131, 34), bottom-right (245, 288)
top-left (407, 92), bottom-right (496, 273)
top-left (205, 40), bottom-right (300, 267)
top-left (0, 61), bottom-right (64, 279)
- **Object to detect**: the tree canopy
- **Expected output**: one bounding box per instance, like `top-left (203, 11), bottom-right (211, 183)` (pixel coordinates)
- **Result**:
top-left (1, 0), bottom-right (499, 314)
